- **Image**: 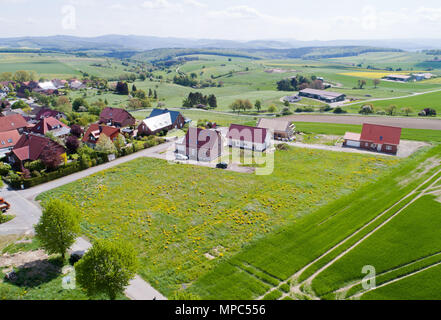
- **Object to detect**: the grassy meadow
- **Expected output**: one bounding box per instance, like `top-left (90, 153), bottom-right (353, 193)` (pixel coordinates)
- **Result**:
top-left (36, 148), bottom-right (397, 297)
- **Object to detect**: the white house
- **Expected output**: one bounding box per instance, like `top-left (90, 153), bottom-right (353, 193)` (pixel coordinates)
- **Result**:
top-left (227, 124), bottom-right (271, 152)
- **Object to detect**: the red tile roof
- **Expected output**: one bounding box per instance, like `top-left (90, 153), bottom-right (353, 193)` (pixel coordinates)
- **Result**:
top-left (227, 124), bottom-right (269, 144)
top-left (12, 134), bottom-right (65, 162)
top-left (82, 124), bottom-right (120, 144)
top-left (32, 117), bottom-right (68, 135)
top-left (99, 107), bottom-right (135, 126)
top-left (0, 130), bottom-right (21, 149)
top-left (183, 127), bottom-right (221, 149)
top-left (0, 114), bottom-right (28, 132)
top-left (360, 124), bottom-right (402, 146)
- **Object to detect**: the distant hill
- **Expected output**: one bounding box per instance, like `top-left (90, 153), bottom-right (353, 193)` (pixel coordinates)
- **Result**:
top-left (0, 35), bottom-right (437, 52)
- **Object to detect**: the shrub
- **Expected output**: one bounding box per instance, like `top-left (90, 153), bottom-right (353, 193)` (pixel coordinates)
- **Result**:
top-left (333, 107), bottom-right (347, 114)
top-left (0, 162), bottom-right (11, 176)
top-left (276, 143), bottom-right (290, 151)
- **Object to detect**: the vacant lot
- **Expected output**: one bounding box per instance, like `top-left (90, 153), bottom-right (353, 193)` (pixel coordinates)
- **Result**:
top-left (36, 148), bottom-right (397, 297)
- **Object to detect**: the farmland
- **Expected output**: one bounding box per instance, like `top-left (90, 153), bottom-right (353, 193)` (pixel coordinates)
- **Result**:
top-left (188, 145), bottom-right (441, 299)
top-left (36, 148), bottom-right (397, 297)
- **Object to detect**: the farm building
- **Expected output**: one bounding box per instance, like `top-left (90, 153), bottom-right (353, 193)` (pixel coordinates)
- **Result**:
top-left (31, 117), bottom-right (70, 138)
top-left (343, 124), bottom-right (402, 155)
top-left (138, 113), bottom-right (173, 136)
top-left (257, 118), bottom-right (295, 141)
top-left (9, 133), bottom-right (66, 170)
top-left (99, 107), bottom-right (136, 128)
top-left (299, 88), bottom-right (346, 103)
top-left (227, 124), bottom-right (271, 152)
top-left (149, 109), bottom-right (187, 130)
top-left (0, 130), bottom-right (21, 158)
top-left (82, 124), bottom-right (120, 148)
top-left (0, 114), bottom-right (29, 134)
top-left (383, 74), bottom-right (412, 82)
top-left (176, 127), bottom-right (223, 162)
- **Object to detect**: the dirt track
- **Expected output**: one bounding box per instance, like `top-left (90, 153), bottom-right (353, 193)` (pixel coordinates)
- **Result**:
top-left (280, 114), bottom-right (441, 130)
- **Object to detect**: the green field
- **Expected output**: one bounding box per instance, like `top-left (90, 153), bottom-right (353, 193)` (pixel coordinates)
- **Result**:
top-left (36, 148), bottom-right (397, 297)
top-left (187, 145), bottom-right (441, 299)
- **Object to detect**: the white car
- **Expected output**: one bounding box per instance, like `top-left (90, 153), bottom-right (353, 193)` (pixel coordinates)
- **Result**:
top-left (176, 154), bottom-right (189, 161)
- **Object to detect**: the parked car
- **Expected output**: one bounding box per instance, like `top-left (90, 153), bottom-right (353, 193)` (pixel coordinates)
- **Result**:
top-left (216, 162), bottom-right (228, 169)
top-left (176, 154), bottom-right (189, 161)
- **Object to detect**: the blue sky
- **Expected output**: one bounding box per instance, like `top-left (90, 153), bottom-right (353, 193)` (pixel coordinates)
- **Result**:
top-left (2, 0), bottom-right (441, 40)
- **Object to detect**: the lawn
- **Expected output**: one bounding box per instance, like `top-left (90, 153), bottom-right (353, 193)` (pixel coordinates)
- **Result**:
top-left (36, 148), bottom-right (397, 298)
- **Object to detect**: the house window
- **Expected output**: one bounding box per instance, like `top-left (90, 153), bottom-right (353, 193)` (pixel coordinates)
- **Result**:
top-left (7, 139), bottom-right (12, 143)
top-left (386, 146), bottom-right (392, 151)
top-left (1, 141), bottom-right (4, 145)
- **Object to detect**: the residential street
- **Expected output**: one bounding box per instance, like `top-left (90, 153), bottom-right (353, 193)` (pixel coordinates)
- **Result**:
top-left (0, 142), bottom-right (174, 300)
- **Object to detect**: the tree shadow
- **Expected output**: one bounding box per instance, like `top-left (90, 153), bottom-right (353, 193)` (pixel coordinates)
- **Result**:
top-left (4, 256), bottom-right (63, 288)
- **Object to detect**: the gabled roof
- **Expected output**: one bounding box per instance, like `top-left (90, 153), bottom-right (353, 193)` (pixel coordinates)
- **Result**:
top-left (182, 127), bottom-right (221, 149)
top-left (257, 118), bottom-right (294, 132)
top-left (12, 133), bottom-right (65, 162)
top-left (100, 107), bottom-right (135, 124)
top-left (141, 113), bottom-right (172, 132)
top-left (343, 132), bottom-right (361, 141)
top-left (0, 114), bottom-right (28, 132)
top-left (227, 124), bottom-right (269, 144)
top-left (360, 124), bottom-right (402, 145)
top-left (0, 130), bottom-right (20, 149)
top-left (35, 108), bottom-right (66, 120)
top-left (32, 117), bottom-right (70, 136)
top-left (149, 109), bottom-right (182, 124)
top-left (300, 88), bottom-right (345, 99)
top-left (82, 124), bottom-right (120, 143)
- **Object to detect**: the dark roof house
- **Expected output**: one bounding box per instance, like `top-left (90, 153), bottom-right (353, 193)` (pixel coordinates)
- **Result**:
top-left (82, 124), bottom-right (120, 147)
top-left (0, 114), bottom-right (28, 133)
top-left (32, 117), bottom-right (70, 137)
top-left (99, 107), bottom-right (136, 128)
top-left (9, 133), bottom-right (66, 169)
top-left (176, 127), bottom-right (223, 161)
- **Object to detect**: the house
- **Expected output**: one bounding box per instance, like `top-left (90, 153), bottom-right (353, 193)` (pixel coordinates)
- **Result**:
top-left (35, 108), bottom-right (67, 121)
top-left (383, 74), bottom-right (412, 82)
top-left (257, 118), bottom-right (295, 141)
top-left (82, 124), bottom-right (120, 148)
top-left (343, 124), bottom-right (402, 155)
top-left (138, 113), bottom-right (172, 136)
top-left (31, 117), bottom-right (70, 138)
top-left (52, 79), bottom-right (68, 89)
top-left (227, 124), bottom-right (271, 152)
top-left (99, 107), bottom-right (136, 128)
top-left (149, 109), bottom-right (187, 130)
top-left (176, 127), bottom-right (223, 162)
top-left (69, 79), bottom-right (86, 90)
top-left (0, 130), bottom-right (21, 159)
top-left (0, 114), bottom-right (29, 134)
top-left (9, 133), bottom-right (66, 170)
top-left (299, 88), bottom-right (346, 103)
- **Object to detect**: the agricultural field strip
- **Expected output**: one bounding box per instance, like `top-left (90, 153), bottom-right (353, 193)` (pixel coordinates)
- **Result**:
top-left (256, 166), bottom-right (441, 300)
top-left (351, 259), bottom-right (441, 299)
top-left (343, 88), bottom-right (441, 107)
top-left (335, 251), bottom-right (441, 298)
top-left (300, 172), bottom-right (441, 297)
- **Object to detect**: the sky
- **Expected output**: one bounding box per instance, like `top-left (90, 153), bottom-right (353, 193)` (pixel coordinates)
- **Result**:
top-left (2, 0), bottom-right (441, 41)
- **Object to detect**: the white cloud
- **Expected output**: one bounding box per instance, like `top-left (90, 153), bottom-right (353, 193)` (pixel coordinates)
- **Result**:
top-left (182, 0), bottom-right (206, 8)
top-left (142, 0), bottom-right (175, 10)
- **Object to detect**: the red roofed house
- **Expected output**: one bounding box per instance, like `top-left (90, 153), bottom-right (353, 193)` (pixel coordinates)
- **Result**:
top-left (32, 117), bottom-right (71, 138)
top-left (343, 123), bottom-right (402, 155)
top-left (0, 130), bottom-right (21, 158)
top-left (175, 127), bottom-right (223, 161)
top-left (99, 107), bottom-right (136, 128)
top-left (227, 124), bottom-right (271, 152)
top-left (35, 108), bottom-right (67, 121)
top-left (0, 114), bottom-right (29, 134)
top-left (82, 124), bottom-right (120, 148)
top-left (9, 133), bottom-right (66, 170)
